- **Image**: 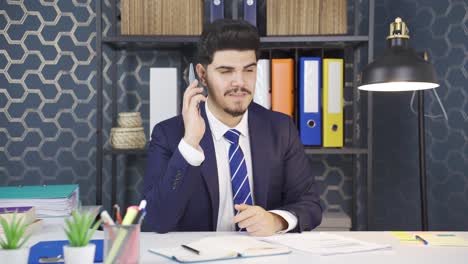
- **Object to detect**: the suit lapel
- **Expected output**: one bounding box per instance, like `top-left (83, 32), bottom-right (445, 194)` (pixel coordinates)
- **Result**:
top-left (248, 104), bottom-right (270, 209)
top-left (199, 103), bottom-right (219, 230)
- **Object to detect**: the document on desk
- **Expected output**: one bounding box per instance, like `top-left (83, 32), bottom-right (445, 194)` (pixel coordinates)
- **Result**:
top-left (262, 232), bottom-right (391, 256)
top-left (150, 235), bottom-right (291, 262)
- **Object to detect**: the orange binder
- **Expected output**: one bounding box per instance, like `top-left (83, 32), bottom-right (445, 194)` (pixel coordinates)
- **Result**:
top-left (271, 59), bottom-right (295, 118)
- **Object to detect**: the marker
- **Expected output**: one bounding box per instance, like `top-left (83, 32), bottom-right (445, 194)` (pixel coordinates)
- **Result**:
top-left (100, 210), bottom-right (116, 226)
top-left (133, 200), bottom-right (147, 224)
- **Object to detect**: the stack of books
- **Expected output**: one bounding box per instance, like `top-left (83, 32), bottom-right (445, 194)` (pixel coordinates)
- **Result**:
top-left (0, 185), bottom-right (79, 218)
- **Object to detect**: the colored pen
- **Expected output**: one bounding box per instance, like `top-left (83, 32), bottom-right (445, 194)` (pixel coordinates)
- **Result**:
top-left (415, 235), bottom-right (428, 245)
top-left (132, 200), bottom-right (147, 224)
top-left (114, 204), bottom-right (122, 224)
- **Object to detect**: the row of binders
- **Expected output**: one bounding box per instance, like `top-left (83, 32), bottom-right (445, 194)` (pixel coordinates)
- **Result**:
top-left (254, 58), bottom-right (344, 147)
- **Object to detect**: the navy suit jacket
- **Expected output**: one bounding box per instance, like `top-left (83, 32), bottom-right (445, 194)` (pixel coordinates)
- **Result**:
top-left (143, 102), bottom-right (322, 233)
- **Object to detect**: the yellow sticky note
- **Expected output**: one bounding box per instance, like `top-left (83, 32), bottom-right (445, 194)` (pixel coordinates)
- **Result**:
top-left (389, 232), bottom-right (424, 245)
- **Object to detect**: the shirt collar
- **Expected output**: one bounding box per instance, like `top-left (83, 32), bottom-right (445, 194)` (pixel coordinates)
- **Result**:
top-left (205, 99), bottom-right (249, 142)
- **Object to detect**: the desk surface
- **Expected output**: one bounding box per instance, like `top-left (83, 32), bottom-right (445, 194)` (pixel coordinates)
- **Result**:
top-left (29, 219), bottom-right (468, 264)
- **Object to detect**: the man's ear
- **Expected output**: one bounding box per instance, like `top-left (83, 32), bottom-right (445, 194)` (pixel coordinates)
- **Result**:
top-left (196, 63), bottom-right (208, 87)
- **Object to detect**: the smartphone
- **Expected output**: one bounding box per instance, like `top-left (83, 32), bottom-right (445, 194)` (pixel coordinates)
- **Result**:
top-left (189, 63), bottom-right (207, 96)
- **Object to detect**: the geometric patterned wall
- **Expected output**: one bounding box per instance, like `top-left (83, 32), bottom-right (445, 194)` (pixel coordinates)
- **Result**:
top-left (372, 0), bottom-right (468, 230)
top-left (0, 0), bottom-right (97, 204)
top-left (1, 0), bottom-right (368, 229)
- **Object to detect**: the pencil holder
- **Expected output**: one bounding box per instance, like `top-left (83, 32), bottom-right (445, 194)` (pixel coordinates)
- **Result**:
top-left (103, 224), bottom-right (140, 264)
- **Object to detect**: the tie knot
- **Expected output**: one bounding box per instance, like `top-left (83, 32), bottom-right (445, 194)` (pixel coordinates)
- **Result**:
top-left (223, 129), bottom-right (241, 145)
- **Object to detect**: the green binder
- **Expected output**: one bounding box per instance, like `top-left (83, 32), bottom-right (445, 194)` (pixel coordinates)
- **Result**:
top-left (0, 185), bottom-right (79, 199)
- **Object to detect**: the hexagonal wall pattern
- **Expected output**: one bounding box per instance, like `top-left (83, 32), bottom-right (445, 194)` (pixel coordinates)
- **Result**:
top-left (373, 0), bottom-right (467, 230)
top-left (0, 0), bottom-right (97, 204)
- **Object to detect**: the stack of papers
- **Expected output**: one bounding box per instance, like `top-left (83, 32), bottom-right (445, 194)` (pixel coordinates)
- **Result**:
top-left (262, 232), bottom-right (391, 256)
top-left (0, 185), bottom-right (79, 217)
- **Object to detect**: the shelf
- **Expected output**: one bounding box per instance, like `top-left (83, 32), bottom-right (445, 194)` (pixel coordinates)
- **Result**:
top-left (102, 36), bottom-right (199, 50)
top-left (104, 147), bottom-right (368, 156)
top-left (260, 35), bottom-right (369, 48)
top-left (102, 35), bottom-right (369, 50)
top-left (104, 148), bottom-right (147, 156)
top-left (304, 148), bottom-right (368, 155)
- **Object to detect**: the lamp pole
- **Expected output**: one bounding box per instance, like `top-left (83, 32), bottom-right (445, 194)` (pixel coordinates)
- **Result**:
top-left (418, 90), bottom-right (429, 231)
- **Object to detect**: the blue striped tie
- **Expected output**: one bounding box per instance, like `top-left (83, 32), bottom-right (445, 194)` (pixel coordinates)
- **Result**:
top-left (224, 129), bottom-right (253, 230)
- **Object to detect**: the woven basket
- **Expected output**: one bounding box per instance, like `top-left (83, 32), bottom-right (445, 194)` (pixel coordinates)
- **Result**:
top-left (110, 127), bottom-right (146, 149)
top-left (118, 112), bottom-right (142, 128)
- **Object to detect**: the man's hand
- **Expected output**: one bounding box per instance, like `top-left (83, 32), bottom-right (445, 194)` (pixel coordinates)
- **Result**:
top-left (233, 204), bottom-right (288, 237)
top-left (182, 80), bottom-right (207, 149)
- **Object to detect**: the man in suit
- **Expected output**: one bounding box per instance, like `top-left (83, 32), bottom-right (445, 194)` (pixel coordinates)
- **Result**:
top-left (143, 19), bottom-right (322, 236)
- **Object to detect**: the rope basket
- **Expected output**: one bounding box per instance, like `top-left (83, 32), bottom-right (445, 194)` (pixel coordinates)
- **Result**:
top-left (110, 127), bottom-right (146, 149)
top-left (117, 112), bottom-right (142, 128)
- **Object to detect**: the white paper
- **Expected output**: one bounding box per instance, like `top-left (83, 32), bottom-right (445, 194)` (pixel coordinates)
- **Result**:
top-left (262, 232), bottom-right (391, 256)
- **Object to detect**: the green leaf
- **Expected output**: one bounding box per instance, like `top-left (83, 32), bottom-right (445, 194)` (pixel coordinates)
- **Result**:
top-left (0, 212), bottom-right (29, 249)
top-left (17, 233), bottom-right (31, 249)
top-left (85, 219), bottom-right (102, 245)
top-left (64, 210), bottom-right (101, 247)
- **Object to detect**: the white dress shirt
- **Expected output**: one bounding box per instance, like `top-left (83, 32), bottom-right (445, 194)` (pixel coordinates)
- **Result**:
top-left (178, 101), bottom-right (298, 232)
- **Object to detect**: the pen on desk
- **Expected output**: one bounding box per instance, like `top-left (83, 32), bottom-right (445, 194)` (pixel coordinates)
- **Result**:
top-left (182, 244), bottom-right (200, 255)
top-left (415, 235), bottom-right (428, 245)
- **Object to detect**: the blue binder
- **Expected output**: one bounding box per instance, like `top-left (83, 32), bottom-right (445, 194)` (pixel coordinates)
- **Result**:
top-left (28, 240), bottom-right (103, 264)
top-left (210, 0), bottom-right (224, 22)
top-left (299, 57), bottom-right (322, 146)
top-left (243, 0), bottom-right (257, 27)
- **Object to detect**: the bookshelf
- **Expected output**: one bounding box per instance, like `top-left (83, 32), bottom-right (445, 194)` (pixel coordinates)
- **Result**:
top-left (96, 0), bottom-right (375, 231)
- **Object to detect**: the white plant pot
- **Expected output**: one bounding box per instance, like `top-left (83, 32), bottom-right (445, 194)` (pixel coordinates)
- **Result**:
top-left (63, 243), bottom-right (96, 264)
top-left (0, 247), bottom-right (30, 264)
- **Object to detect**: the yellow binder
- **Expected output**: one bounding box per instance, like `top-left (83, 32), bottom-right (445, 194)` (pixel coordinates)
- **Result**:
top-left (323, 59), bottom-right (344, 147)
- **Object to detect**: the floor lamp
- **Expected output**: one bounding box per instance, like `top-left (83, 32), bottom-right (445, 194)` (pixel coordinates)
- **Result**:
top-left (358, 18), bottom-right (439, 231)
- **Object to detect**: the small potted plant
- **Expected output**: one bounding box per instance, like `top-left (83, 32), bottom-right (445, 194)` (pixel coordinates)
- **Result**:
top-left (0, 213), bottom-right (31, 264)
top-left (63, 210), bottom-right (101, 264)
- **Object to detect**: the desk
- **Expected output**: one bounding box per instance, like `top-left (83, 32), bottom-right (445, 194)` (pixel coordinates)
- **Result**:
top-left (29, 219), bottom-right (468, 264)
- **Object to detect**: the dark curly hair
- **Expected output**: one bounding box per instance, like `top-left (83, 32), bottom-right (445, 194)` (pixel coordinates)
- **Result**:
top-left (196, 19), bottom-right (260, 65)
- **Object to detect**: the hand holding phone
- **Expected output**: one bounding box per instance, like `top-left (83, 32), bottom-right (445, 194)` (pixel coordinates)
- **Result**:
top-left (182, 63), bottom-right (207, 149)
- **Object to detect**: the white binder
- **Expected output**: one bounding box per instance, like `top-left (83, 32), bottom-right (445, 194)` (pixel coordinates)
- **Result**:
top-left (149, 68), bottom-right (178, 137)
top-left (253, 59), bottom-right (271, 109)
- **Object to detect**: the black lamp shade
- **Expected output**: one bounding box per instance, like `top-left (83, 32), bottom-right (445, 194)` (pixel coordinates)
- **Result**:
top-left (359, 38), bottom-right (439, 91)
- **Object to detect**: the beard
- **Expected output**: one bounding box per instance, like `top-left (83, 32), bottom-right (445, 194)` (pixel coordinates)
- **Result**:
top-left (206, 78), bottom-right (252, 117)
top-left (222, 87), bottom-right (252, 117)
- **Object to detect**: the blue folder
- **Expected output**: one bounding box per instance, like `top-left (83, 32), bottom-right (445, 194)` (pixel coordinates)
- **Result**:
top-left (243, 0), bottom-right (257, 27)
top-left (299, 57), bottom-right (322, 146)
top-left (210, 0), bottom-right (224, 22)
top-left (28, 240), bottom-right (103, 264)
